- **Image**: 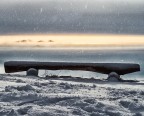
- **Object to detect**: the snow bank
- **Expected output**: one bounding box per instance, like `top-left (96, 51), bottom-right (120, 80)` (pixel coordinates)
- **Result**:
top-left (0, 74), bottom-right (144, 116)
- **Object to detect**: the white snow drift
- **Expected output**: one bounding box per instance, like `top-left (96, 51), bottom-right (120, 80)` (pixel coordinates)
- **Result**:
top-left (0, 74), bottom-right (144, 116)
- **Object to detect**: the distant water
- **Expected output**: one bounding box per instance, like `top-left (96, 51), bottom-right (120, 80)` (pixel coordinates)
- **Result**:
top-left (0, 47), bottom-right (144, 79)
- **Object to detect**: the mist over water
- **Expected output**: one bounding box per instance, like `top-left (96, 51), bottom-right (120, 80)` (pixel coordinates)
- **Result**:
top-left (0, 47), bottom-right (143, 79)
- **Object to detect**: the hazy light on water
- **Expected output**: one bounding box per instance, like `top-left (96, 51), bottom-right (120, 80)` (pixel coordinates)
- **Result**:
top-left (0, 48), bottom-right (144, 79)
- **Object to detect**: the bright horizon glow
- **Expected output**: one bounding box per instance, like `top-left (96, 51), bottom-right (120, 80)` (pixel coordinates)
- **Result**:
top-left (0, 34), bottom-right (144, 47)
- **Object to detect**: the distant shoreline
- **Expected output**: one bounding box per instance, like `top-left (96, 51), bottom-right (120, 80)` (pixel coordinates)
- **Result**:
top-left (0, 46), bottom-right (144, 50)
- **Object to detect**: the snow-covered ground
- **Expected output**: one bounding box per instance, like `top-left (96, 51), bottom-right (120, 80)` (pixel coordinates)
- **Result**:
top-left (0, 74), bottom-right (144, 116)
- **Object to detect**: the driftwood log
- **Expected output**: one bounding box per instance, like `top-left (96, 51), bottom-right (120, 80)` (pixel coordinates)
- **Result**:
top-left (4, 61), bottom-right (140, 76)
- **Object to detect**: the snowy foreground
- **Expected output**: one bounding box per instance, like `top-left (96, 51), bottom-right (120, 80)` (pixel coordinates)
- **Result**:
top-left (0, 74), bottom-right (144, 116)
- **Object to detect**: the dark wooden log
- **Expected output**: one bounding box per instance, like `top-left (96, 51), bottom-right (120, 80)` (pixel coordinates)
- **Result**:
top-left (4, 61), bottom-right (140, 75)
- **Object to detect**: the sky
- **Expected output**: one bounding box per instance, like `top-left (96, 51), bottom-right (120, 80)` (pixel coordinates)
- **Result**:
top-left (0, 0), bottom-right (144, 35)
top-left (0, 0), bottom-right (144, 47)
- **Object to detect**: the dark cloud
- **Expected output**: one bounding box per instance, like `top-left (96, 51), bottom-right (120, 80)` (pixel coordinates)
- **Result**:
top-left (16, 40), bottom-right (27, 43)
top-left (38, 40), bottom-right (43, 42)
top-left (49, 40), bottom-right (54, 42)
top-left (0, 0), bottom-right (144, 35)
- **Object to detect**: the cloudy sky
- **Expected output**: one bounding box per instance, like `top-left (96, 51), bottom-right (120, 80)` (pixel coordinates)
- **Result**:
top-left (0, 0), bottom-right (144, 35)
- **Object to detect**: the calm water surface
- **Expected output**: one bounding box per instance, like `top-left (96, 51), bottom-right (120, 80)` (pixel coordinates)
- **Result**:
top-left (0, 47), bottom-right (143, 79)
